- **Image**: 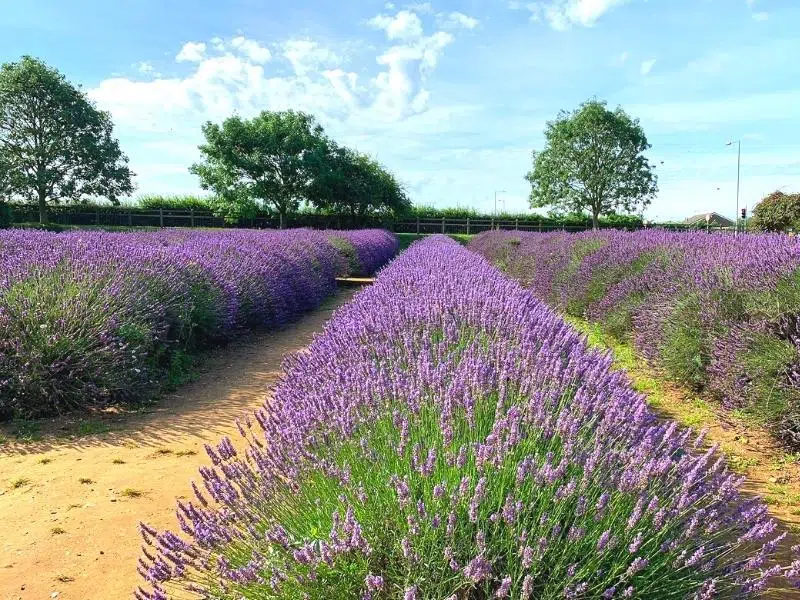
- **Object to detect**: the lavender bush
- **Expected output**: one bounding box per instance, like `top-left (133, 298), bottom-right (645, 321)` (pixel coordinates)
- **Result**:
top-left (329, 230), bottom-right (400, 276)
top-left (469, 230), bottom-right (800, 445)
top-left (137, 236), bottom-right (798, 599)
top-left (0, 228), bottom-right (397, 418)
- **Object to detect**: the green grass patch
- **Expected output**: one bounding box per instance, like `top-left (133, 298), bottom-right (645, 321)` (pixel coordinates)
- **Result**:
top-left (396, 233), bottom-right (473, 251)
top-left (74, 420), bottom-right (111, 437)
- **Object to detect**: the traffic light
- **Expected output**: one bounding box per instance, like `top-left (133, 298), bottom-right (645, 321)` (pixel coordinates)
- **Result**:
top-left (741, 208), bottom-right (747, 219)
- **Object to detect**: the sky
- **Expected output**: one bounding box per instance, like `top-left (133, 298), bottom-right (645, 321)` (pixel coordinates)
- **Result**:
top-left (1, 0), bottom-right (799, 221)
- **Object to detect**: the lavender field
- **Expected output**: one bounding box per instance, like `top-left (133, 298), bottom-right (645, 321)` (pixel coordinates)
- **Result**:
top-left (469, 230), bottom-right (800, 448)
top-left (0, 228), bottom-right (397, 419)
top-left (137, 236), bottom-right (799, 599)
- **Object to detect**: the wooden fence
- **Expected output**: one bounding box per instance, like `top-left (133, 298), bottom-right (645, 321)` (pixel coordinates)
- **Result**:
top-left (7, 206), bottom-right (739, 234)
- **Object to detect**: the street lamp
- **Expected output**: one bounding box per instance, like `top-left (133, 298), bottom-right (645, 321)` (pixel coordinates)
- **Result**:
top-left (705, 212), bottom-right (711, 234)
top-left (494, 190), bottom-right (507, 217)
top-left (726, 140), bottom-right (741, 235)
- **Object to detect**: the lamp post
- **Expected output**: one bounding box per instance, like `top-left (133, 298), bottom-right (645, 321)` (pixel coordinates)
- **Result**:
top-left (726, 140), bottom-right (741, 235)
top-left (494, 190), bottom-right (506, 217)
top-left (705, 212), bottom-right (711, 234)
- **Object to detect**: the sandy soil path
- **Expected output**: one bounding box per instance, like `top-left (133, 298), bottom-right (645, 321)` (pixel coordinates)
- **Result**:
top-left (0, 289), bottom-right (358, 600)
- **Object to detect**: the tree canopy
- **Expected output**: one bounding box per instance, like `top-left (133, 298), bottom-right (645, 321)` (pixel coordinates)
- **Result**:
top-left (191, 110), bottom-right (408, 227)
top-left (525, 99), bottom-right (657, 229)
top-left (190, 110), bottom-right (327, 227)
top-left (307, 141), bottom-right (410, 221)
top-left (750, 190), bottom-right (800, 232)
top-left (0, 56), bottom-right (134, 223)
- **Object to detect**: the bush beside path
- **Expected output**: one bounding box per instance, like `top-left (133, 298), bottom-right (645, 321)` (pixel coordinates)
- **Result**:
top-left (0, 289), bottom-right (357, 600)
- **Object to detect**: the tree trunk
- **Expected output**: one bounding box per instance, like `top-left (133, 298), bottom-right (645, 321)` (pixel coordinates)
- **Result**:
top-left (591, 208), bottom-right (600, 231)
top-left (279, 211), bottom-right (284, 230)
top-left (38, 190), bottom-right (48, 224)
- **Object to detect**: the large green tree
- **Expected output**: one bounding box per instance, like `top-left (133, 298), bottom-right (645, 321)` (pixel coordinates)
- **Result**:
top-left (525, 99), bottom-right (657, 229)
top-left (0, 56), bottom-right (134, 223)
top-left (750, 190), bottom-right (800, 232)
top-left (307, 141), bottom-right (410, 222)
top-left (191, 110), bottom-right (327, 228)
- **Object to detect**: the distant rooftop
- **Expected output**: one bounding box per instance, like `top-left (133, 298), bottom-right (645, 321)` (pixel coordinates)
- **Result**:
top-left (684, 212), bottom-right (735, 227)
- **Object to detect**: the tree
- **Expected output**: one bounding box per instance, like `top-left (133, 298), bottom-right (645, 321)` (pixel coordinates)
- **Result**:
top-left (750, 190), bottom-right (800, 232)
top-left (0, 56), bottom-right (134, 223)
top-left (525, 99), bottom-right (657, 229)
top-left (307, 141), bottom-right (410, 223)
top-left (191, 110), bottom-right (327, 228)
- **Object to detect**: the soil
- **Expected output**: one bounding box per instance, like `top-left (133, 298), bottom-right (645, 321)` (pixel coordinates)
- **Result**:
top-left (0, 288), bottom-right (358, 600)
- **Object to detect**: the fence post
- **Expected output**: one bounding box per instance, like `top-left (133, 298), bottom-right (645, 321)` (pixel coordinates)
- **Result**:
top-left (538, 222), bottom-right (542, 233)
top-left (128, 210), bottom-right (132, 227)
top-left (190, 209), bottom-right (195, 228)
top-left (416, 217), bottom-right (420, 235)
top-left (515, 218), bottom-right (519, 231)
top-left (441, 217), bottom-right (445, 234)
top-left (466, 217), bottom-right (470, 235)
top-left (491, 217), bottom-right (494, 230)
top-left (95, 207), bottom-right (100, 225)
top-left (159, 208), bottom-right (164, 228)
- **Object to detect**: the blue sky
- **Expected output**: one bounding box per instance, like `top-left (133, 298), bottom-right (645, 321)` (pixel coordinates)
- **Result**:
top-left (2, 0), bottom-right (799, 220)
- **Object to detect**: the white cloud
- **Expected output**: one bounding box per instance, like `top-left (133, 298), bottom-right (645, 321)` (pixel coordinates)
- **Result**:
top-left (88, 20), bottom-right (474, 199)
top-left (135, 61), bottom-right (155, 75)
top-left (752, 11), bottom-right (769, 21)
top-left (368, 10), bottom-right (424, 40)
top-left (406, 2), bottom-right (433, 13)
top-left (230, 36), bottom-right (272, 63)
top-left (282, 39), bottom-right (340, 76)
top-left (385, 1), bottom-right (395, 7)
top-left (372, 31), bottom-right (454, 120)
top-left (439, 12), bottom-right (480, 30)
top-left (640, 58), bottom-right (656, 76)
top-left (617, 51), bottom-right (629, 64)
top-left (176, 41), bottom-right (206, 63)
top-left (527, 0), bottom-right (630, 30)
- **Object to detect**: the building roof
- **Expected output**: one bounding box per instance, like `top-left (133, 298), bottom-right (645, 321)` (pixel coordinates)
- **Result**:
top-left (683, 212), bottom-right (735, 227)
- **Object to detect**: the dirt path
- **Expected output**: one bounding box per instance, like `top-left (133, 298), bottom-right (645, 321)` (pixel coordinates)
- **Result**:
top-left (0, 289), bottom-right (358, 600)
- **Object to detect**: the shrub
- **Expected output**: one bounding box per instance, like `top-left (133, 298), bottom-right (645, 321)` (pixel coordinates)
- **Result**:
top-left (136, 194), bottom-right (215, 212)
top-left (0, 201), bottom-right (11, 228)
top-left (0, 228), bottom-right (397, 418)
top-left (329, 230), bottom-right (400, 276)
top-left (137, 236), bottom-right (797, 599)
top-left (469, 230), bottom-right (800, 445)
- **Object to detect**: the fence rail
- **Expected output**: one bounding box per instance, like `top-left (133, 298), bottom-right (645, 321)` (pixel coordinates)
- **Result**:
top-left (393, 218), bottom-right (736, 234)
top-left (6, 206), bottom-right (739, 234)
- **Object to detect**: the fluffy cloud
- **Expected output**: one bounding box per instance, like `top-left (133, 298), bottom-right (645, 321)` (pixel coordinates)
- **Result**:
top-left (527, 0), bottom-right (630, 30)
top-left (282, 39), bottom-right (340, 76)
top-left (230, 36), bottom-right (272, 63)
top-left (88, 11), bottom-right (475, 198)
top-left (439, 12), bottom-right (480, 30)
top-left (368, 10), bottom-right (424, 40)
top-left (93, 21), bottom-right (462, 130)
top-left (372, 30), bottom-right (454, 120)
top-left (176, 41), bottom-right (206, 62)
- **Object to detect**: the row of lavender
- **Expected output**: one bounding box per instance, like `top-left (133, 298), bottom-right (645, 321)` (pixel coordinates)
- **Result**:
top-left (0, 228), bottom-right (398, 418)
top-left (469, 230), bottom-right (800, 446)
top-left (138, 235), bottom-right (797, 599)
